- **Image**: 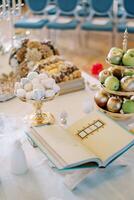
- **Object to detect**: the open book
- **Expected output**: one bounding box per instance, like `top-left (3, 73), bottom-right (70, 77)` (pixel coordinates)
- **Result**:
top-left (26, 111), bottom-right (134, 170)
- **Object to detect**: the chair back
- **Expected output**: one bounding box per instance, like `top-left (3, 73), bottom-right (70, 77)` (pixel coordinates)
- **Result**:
top-left (123, 0), bottom-right (134, 16)
top-left (56, 0), bottom-right (78, 14)
top-left (90, 0), bottom-right (113, 14)
top-left (25, 0), bottom-right (48, 13)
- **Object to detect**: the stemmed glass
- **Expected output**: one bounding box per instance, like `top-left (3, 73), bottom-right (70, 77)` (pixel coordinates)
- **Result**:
top-left (0, 0), bottom-right (24, 54)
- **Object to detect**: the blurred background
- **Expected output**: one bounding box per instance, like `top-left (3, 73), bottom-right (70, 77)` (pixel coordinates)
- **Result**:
top-left (0, 0), bottom-right (134, 72)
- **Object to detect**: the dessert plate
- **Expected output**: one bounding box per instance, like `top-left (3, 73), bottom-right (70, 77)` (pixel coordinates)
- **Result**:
top-left (106, 59), bottom-right (134, 69)
top-left (102, 85), bottom-right (134, 97)
top-left (95, 102), bottom-right (134, 120)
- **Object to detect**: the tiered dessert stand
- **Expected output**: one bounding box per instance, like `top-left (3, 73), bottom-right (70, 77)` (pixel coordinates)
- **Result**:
top-left (95, 29), bottom-right (134, 120)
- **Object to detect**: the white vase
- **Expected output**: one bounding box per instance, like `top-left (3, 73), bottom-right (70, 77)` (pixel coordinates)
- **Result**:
top-left (11, 140), bottom-right (28, 175)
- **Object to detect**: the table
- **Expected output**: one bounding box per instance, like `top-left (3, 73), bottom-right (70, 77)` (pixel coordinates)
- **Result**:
top-left (0, 73), bottom-right (134, 200)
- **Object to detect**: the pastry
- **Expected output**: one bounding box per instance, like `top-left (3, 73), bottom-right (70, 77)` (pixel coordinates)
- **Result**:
top-left (27, 40), bottom-right (42, 49)
top-left (35, 55), bottom-right (81, 84)
top-left (9, 40), bottom-right (59, 78)
top-left (16, 47), bottom-right (26, 63)
top-left (26, 48), bottom-right (42, 62)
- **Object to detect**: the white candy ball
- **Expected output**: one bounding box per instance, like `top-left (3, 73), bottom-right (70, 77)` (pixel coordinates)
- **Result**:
top-left (42, 78), bottom-right (55, 89)
top-left (53, 84), bottom-right (60, 93)
top-left (16, 89), bottom-right (26, 98)
top-left (27, 72), bottom-right (38, 80)
top-left (45, 89), bottom-right (55, 98)
top-left (15, 82), bottom-right (21, 91)
top-left (24, 82), bottom-right (33, 92)
top-left (40, 79), bottom-right (47, 88)
top-left (33, 83), bottom-right (45, 90)
top-left (20, 78), bottom-right (30, 87)
top-left (26, 91), bottom-right (33, 100)
top-left (38, 73), bottom-right (48, 80)
top-left (31, 77), bottom-right (40, 85)
top-left (32, 89), bottom-right (45, 100)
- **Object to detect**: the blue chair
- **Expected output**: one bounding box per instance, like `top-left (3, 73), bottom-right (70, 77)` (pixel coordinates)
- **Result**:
top-left (47, 0), bottom-right (79, 30)
top-left (47, 0), bottom-right (89, 18)
top-left (117, 0), bottom-right (134, 33)
top-left (81, 0), bottom-right (115, 46)
top-left (81, 0), bottom-right (114, 32)
top-left (14, 0), bottom-right (49, 29)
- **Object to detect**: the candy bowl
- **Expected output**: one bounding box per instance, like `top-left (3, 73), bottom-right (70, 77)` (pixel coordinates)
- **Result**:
top-left (15, 71), bottom-right (60, 126)
top-left (18, 93), bottom-right (59, 126)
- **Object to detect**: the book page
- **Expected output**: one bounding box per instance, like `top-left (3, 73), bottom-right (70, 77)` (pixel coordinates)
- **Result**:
top-left (32, 125), bottom-right (97, 168)
top-left (67, 111), bottom-right (134, 162)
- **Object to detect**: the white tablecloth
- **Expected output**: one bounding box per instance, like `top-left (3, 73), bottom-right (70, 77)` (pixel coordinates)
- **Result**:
top-left (0, 73), bottom-right (134, 200)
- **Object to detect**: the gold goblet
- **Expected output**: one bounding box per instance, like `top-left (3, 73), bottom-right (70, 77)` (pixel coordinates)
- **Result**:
top-left (19, 93), bottom-right (59, 126)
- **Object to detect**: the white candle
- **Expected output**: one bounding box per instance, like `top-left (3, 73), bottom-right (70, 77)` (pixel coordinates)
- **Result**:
top-left (2, 0), bottom-right (6, 13)
top-left (18, 0), bottom-right (22, 16)
top-left (12, 0), bottom-right (16, 13)
top-left (10, 140), bottom-right (28, 175)
top-left (123, 28), bottom-right (128, 53)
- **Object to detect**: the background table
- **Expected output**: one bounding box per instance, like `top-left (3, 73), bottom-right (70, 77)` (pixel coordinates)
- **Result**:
top-left (0, 73), bottom-right (134, 200)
